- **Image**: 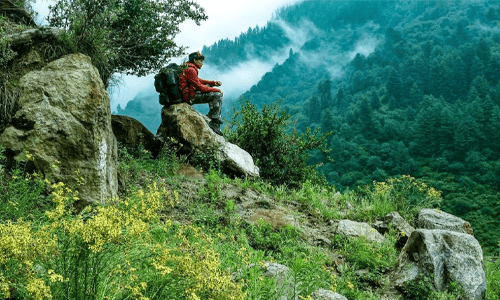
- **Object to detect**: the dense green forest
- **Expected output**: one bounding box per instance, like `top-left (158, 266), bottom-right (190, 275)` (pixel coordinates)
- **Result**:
top-left (117, 0), bottom-right (500, 253)
top-left (204, 0), bottom-right (500, 254)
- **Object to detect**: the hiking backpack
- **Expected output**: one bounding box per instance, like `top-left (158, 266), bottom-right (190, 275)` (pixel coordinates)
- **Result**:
top-left (154, 63), bottom-right (184, 106)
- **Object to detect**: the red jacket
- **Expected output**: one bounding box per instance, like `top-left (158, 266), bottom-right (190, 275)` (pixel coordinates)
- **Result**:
top-left (178, 62), bottom-right (221, 102)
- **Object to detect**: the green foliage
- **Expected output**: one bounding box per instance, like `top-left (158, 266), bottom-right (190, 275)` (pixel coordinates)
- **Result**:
top-left (0, 148), bottom-right (49, 222)
top-left (401, 273), bottom-right (434, 300)
top-left (198, 169), bottom-right (223, 203)
top-left (226, 98), bottom-right (331, 188)
top-left (400, 274), bottom-right (467, 300)
top-left (245, 219), bottom-right (302, 255)
top-left (341, 235), bottom-right (398, 276)
top-left (47, 0), bottom-right (207, 86)
top-left (187, 147), bottom-right (221, 172)
top-left (485, 256), bottom-right (500, 300)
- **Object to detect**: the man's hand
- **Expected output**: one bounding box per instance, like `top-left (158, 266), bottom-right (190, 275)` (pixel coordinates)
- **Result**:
top-left (215, 81), bottom-right (222, 86)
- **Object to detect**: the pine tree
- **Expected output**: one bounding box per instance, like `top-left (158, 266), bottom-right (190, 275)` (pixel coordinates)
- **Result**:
top-left (476, 38), bottom-right (491, 66)
top-left (451, 57), bottom-right (468, 100)
top-left (470, 56), bottom-right (485, 85)
top-left (318, 79), bottom-right (333, 110)
top-left (370, 90), bottom-right (381, 110)
top-left (351, 53), bottom-right (366, 71)
top-left (358, 96), bottom-right (376, 139)
top-left (470, 75), bottom-right (490, 99)
top-left (454, 113), bottom-right (481, 160)
top-left (409, 82), bottom-right (423, 105)
top-left (321, 108), bottom-right (336, 134)
top-left (335, 87), bottom-right (346, 110)
top-left (308, 96), bottom-right (322, 123)
top-left (486, 54), bottom-right (500, 84)
top-left (386, 66), bottom-right (402, 103)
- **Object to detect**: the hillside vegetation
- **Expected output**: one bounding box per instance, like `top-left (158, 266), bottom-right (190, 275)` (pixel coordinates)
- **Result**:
top-left (199, 0), bottom-right (500, 255)
top-left (2, 140), bottom-right (500, 299)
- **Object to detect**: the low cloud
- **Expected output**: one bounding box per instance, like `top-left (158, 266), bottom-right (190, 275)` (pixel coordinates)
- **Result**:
top-left (110, 18), bottom-right (384, 112)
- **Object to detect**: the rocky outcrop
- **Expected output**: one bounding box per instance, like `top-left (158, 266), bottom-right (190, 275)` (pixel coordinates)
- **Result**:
top-left (417, 208), bottom-right (474, 235)
top-left (3, 27), bottom-right (63, 49)
top-left (157, 103), bottom-right (259, 178)
top-left (0, 53), bottom-right (118, 204)
top-left (336, 219), bottom-right (385, 243)
top-left (373, 211), bottom-right (414, 249)
top-left (393, 209), bottom-right (486, 300)
top-left (394, 229), bottom-right (486, 299)
top-left (111, 114), bottom-right (162, 158)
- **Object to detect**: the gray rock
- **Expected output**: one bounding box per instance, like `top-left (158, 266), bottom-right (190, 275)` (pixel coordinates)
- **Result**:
top-left (310, 289), bottom-right (347, 300)
top-left (394, 229), bottom-right (486, 300)
top-left (111, 114), bottom-right (162, 158)
top-left (5, 27), bottom-right (63, 48)
top-left (336, 219), bottom-right (385, 243)
top-left (217, 142), bottom-right (259, 177)
top-left (385, 211), bottom-right (415, 249)
top-left (417, 209), bottom-right (473, 235)
top-left (157, 103), bottom-right (225, 152)
top-left (156, 103), bottom-right (259, 177)
top-left (1, 53), bottom-right (117, 204)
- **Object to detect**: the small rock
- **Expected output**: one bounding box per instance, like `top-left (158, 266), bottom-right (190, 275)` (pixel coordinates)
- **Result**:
top-left (336, 220), bottom-right (385, 243)
top-left (310, 289), bottom-right (348, 300)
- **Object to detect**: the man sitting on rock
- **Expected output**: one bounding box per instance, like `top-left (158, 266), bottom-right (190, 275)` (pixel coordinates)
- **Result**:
top-left (178, 51), bottom-right (224, 136)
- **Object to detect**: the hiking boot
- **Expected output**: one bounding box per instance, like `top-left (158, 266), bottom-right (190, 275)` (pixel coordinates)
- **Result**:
top-left (209, 117), bottom-right (223, 125)
top-left (209, 120), bottom-right (223, 136)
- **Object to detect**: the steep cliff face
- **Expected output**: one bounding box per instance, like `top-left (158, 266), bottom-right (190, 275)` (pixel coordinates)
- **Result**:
top-left (1, 53), bottom-right (118, 204)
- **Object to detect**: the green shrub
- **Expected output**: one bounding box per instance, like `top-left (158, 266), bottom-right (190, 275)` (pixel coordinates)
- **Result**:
top-left (401, 273), bottom-right (434, 300)
top-left (225, 99), bottom-right (331, 188)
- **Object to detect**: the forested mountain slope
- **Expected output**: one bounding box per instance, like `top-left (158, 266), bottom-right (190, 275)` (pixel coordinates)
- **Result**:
top-left (116, 0), bottom-right (500, 253)
top-left (202, 0), bottom-right (500, 253)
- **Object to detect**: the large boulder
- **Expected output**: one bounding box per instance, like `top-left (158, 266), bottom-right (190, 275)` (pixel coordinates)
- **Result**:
top-left (336, 219), bottom-right (385, 243)
top-left (0, 53), bottom-right (118, 204)
top-left (111, 114), bottom-right (162, 158)
top-left (416, 209), bottom-right (474, 235)
top-left (393, 229), bottom-right (486, 300)
top-left (157, 103), bottom-right (259, 177)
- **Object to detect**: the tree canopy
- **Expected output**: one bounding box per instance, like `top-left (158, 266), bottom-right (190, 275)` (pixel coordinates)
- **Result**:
top-left (47, 0), bottom-right (207, 85)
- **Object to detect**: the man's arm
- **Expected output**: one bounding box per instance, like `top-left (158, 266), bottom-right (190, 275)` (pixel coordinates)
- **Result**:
top-left (186, 68), bottom-right (221, 93)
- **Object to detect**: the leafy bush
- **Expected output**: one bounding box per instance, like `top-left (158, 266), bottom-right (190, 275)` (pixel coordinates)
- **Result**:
top-left (226, 99), bottom-right (331, 188)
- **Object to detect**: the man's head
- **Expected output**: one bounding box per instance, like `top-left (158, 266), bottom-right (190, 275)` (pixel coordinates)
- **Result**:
top-left (189, 51), bottom-right (205, 68)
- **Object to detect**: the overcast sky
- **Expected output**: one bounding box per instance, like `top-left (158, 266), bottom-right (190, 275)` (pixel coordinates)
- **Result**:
top-left (32, 0), bottom-right (304, 111)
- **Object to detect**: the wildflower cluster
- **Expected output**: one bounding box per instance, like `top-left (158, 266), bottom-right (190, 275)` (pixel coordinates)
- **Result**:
top-left (152, 224), bottom-right (247, 300)
top-left (0, 220), bottom-right (57, 299)
top-left (370, 175), bottom-right (443, 219)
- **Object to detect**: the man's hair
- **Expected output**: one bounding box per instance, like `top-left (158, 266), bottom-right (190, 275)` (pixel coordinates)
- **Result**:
top-left (189, 51), bottom-right (205, 62)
